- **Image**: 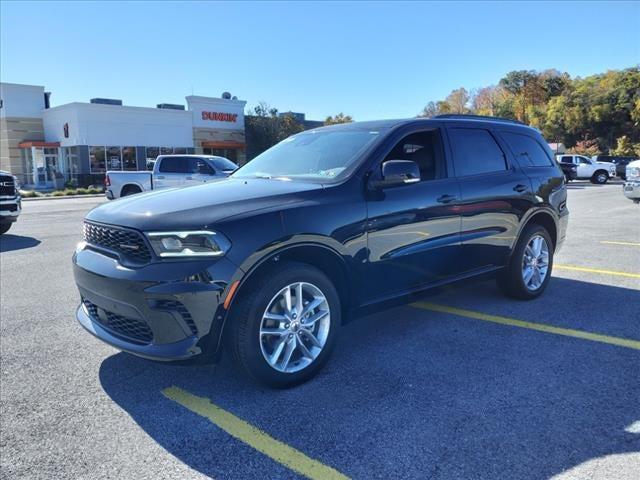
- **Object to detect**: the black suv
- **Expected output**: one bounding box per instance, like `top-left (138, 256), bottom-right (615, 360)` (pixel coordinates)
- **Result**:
top-left (73, 115), bottom-right (568, 387)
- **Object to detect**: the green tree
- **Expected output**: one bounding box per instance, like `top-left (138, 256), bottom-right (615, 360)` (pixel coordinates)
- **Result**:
top-left (568, 138), bottom-right (601, 156)
top-left (245, 103), bottom-right (304, 160)
top-left (611, 136), bottom-right (636, 156)
top-left (324, 113), bottom-right (353, 125)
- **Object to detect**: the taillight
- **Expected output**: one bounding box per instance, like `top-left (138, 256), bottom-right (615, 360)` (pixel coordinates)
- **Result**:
top-left (105, 174), bottom-right (111, 187)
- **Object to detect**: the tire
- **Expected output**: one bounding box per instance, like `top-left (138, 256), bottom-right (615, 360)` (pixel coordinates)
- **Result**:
top-left (591, 170), bottom-right (609, 184)
top-left (121, 185), bottom-right (142, 197)
top-left (0, 223), bottom-right (11, 235)
top-left (227, 262), bottom-right (341, 388)
top-left (497, 224), bottom-right (554, 300)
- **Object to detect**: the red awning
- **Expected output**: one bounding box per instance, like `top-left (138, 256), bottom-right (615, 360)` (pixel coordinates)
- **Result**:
top-left (18, 141), bottom-right (61, 148)
top-left (201, 141), bottom-right (245, 149)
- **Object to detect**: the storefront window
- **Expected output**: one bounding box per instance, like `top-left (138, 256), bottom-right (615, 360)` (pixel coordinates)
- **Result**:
top-left (106, 146), bottom-right (122, 170)
top-left (122, 147), bottom-right (137, 170)
top-left (173, 147), bottom-right (187, 154)
top-left (63, 147), bottom-right (80, 181)
top-left (90, 146), bottom-right (106, 173)
top-left (146, 147), bottom-right (159, 170)
top-left (160, 147), bottom-right (173, 155)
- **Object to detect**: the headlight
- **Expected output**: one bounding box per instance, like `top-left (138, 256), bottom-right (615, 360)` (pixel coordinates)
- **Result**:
top-left (146, 231), bottom-right (231, 258)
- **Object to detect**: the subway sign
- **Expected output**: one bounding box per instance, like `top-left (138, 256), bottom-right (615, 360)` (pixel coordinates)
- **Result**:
top-left (201, 111), bottom-right (238, 122)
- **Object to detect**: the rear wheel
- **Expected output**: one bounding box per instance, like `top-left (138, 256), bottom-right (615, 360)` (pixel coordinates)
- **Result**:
top-left (498, 224), bottom-right (553, 300)
top-left (0, 223), bottom-right (12, 235)
top-left (227, 262), bottom-right (340, 388)
top-left (591, 170), bottom-right (609, 184)
top-left (121, 185), bottom-right (142, 197)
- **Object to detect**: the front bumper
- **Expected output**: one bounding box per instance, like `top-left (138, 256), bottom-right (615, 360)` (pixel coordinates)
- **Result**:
top-left (0, 196), bottom-right (21, 223)
top-left (73, 245), bottom-right (240, 362)
top-left (623, 181), bottom-right (640, 201)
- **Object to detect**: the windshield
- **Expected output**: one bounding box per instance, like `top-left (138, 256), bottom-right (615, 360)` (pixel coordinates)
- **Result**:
top-left (232, 129), bottom-right (380, 182)
top-left (208, 157), bottom-right (238, 171)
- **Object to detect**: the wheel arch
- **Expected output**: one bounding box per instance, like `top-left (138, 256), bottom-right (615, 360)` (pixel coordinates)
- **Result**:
top-left (519, 209), bottom-right (558, 249)
top-left (120, 183), bottom-right (143, 197)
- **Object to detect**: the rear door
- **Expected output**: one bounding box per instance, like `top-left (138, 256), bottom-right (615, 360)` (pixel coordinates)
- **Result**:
top-left (155, 156), bottom-right (187, 189)
top-left (446, 125), bottom-right (533, 271)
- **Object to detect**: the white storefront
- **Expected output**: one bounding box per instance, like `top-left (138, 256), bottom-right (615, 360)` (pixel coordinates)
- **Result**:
top-left (0, 82), bottom-right (246, 189)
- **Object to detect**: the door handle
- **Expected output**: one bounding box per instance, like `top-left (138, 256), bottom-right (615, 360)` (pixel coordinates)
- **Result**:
top-left (185, 176), bottom-right (193, 180)
top-left (437, 194), bottom-right (456, 204)
top-left (513, 184), bottom-right (528, 193)
top-left (156, 176), bottom-right (165, 180)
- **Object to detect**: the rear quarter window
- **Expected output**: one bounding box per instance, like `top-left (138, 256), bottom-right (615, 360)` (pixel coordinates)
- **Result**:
top-left (448, 128), bottom-right (507, 177)
top-left (501, 131), bottom-right (553, 167)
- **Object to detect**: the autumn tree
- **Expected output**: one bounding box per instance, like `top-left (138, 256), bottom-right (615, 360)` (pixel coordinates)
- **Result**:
top-left (324, 113), bottom-right (353, 125)
top-left (245, 103), bottom-right (304, 160)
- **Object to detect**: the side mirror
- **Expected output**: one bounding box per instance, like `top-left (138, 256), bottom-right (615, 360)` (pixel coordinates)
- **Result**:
top-left (371, 160), bottom-right (420, 189)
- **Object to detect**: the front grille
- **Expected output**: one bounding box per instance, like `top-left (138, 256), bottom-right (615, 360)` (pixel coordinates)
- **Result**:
top-left (151, 299), bottom-right (198, 335)
top-left (1, 204), bottom-right (18, 212)
top-left (0, 175), bottom-right (16, 197)
top-left (83, 300), bottom-right (153, 344)
top-left (83, 221), bottom-right (152, 264)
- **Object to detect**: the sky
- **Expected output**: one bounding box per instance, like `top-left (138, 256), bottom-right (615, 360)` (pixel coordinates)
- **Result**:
top-left (1, 1), bottom-right (639, 121)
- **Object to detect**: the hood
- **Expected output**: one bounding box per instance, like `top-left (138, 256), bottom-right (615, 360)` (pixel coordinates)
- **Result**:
top-left (86, 177), bottom-right (324, 231)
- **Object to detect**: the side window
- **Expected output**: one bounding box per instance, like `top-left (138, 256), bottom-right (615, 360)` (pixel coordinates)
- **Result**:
top-left (159, 156), bottom-right (186, 173)
top-left (191, 158), bottom-right (214, 174)
top-left (448, 128), bottom-right (507, 177)
top-left (383, 130), bottom-right (445, 181)
top-left (560, 156), bottom-right (574, 164)
top-left (501, 131), bottom-right (553, 167)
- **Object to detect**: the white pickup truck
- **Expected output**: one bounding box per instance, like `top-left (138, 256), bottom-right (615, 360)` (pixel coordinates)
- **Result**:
top-left (556, 154), bottom-right (616, 184)
top-left (105, 154), bottom-right (237, 199)
top-left (623, 159), bottom-right (640, 203)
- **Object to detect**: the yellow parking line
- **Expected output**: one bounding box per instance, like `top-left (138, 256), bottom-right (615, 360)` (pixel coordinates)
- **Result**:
top-left (554, 264), bottom-right (640, 279)
top-left (601, 241), bottom-right (640, 247)
top-left (411, 302), bottom-right (640, 351)
top-left (162, 386), bottom-right (349, 480)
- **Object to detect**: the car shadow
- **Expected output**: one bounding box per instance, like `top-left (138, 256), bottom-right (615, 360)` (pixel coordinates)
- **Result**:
top-left (0, 234), bottom-right (41, 252)
top-left (99, 276), bottom-right (640, 479)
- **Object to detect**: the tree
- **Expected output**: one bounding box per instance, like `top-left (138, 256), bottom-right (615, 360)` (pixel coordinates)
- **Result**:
top-left (445, 88), bottom-right (470, 114)
top-left (245, 103), bottom-right (304, 160)
top-left (611, 136), bottom-right (636, 156)
top-left (418, 101), bottom-right (439, 118)
top-left (324, 113), bottom-right (353, 125)
top-left (568, 138), bottom-right (601, 157)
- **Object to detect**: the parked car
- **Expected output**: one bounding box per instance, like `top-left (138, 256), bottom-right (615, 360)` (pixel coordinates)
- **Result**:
top-left (556, 154), bottom-right (616, 184)
top-left (592, 155), bottom-right (639, 180)
top-left (623, 159), bottom-right (640, 203)
top-left (0, 170), bottom-right (21, 235)
top-left (105, 154), bottom-right (237, 199)
top-left (556, 160), bottom-right (578, 181)
top-left (73, 115), bottom-right (568, 387)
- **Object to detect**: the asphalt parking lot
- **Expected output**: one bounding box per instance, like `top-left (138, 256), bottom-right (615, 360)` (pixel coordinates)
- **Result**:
top-left (1, 181), bottom-right (639, 480)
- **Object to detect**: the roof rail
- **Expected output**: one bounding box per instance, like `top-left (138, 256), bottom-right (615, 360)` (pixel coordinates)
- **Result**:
top-left (433, 114), bottom-right (527, 125)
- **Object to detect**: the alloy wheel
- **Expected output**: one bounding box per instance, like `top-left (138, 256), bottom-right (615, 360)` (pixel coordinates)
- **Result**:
top-left (259, 282), bottom-right (330, 373)
top-left (521, 235), bottom-right (550, 291)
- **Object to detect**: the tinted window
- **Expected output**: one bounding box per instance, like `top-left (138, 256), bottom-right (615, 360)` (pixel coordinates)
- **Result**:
top-left (449, 128), bottom-right (507, 177)
top-left (501, 132), bottom-right (553, 167)
top-left (560, 156), bottom-right (574, 164)
top-left (159, 156), bottom-right (188, 173)
top-left (209, 157), bottom-right (238, 171)
top-left (384, 130), bottom-right (446, 181)
top-left (189, 158), bottom-right (214, 174)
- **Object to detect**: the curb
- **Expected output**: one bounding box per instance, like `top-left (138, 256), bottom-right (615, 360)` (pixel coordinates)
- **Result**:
top-left (22, 194), bottom-right (106, 202)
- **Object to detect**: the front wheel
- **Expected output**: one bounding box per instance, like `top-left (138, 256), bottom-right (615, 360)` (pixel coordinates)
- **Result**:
top-left (498, 224), bottom-right (553, 300)
top-left (227, 262), bottom-right (340, 388)
top-left (591, 171), bottom-right (609, 184)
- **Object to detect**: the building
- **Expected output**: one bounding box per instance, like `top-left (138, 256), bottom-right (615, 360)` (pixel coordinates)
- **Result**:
top-left (0, 82), bottom-right (247, 189)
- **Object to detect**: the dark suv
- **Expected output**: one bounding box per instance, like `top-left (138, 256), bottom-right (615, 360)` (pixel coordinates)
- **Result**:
top-left (73, 115), bottom-right (568, 387)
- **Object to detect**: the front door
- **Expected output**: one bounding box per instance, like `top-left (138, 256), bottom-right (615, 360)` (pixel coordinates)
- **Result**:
top-left (365, 128), bottom-right (462, 301)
